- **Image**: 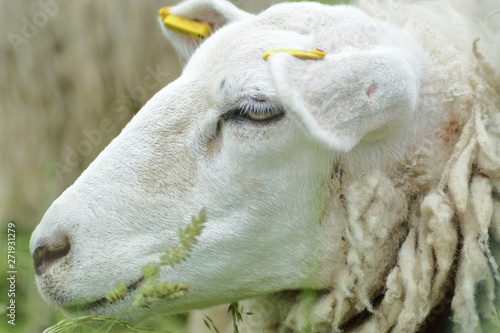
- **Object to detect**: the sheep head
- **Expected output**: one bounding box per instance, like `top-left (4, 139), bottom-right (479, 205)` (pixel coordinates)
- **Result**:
top-left (30, 0), bottom-right (456, 325)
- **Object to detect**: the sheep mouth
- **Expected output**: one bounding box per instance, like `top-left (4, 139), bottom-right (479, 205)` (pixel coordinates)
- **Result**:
top-left (64, 277), bottom-right (144, 314)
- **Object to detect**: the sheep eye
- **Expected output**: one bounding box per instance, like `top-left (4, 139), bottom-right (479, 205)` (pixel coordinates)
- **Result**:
top-left (224, 99), bottom-right (285, 123)
top-left (239, 107), bottom-right (284, 121)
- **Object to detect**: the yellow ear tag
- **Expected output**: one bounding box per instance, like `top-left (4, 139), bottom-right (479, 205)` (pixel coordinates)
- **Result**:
top-left (262, 48), bottom-right (326, 61)
top-left (158, 7), bottom-right (211, 40)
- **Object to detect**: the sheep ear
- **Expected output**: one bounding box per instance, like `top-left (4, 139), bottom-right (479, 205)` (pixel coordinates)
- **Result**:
top-left (268, 48), bottom-right (420, 152)
top-left (160, 0), bottom-right (253, 60)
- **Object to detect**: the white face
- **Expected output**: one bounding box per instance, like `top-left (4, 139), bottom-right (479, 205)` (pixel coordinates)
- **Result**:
top-left (31, 0), bottom-right (434, 321)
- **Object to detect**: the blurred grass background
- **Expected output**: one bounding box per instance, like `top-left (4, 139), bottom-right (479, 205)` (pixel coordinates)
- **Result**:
top-left (0, 1), bottom-right (344, 332)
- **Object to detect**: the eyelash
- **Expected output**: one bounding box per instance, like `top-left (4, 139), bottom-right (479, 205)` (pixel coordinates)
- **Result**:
top-left (224, 100), bottom-right (284, 122)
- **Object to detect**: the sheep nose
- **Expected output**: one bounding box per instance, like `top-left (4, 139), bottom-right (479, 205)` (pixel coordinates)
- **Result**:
top-left (33, 236), bottom-right (71, 275)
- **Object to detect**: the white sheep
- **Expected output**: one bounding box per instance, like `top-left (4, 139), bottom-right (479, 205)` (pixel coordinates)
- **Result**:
top-left (31, 0), bottom-right (500, 332)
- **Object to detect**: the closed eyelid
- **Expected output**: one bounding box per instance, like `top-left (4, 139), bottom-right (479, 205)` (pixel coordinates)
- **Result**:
top-left (220, 96), bottom-right (284, 120)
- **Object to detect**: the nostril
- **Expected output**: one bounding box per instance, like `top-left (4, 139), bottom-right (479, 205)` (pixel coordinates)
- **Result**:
top-left (33, 237), bottom-right (71, 275)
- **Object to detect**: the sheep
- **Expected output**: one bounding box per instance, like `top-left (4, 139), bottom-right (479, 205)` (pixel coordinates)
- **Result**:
top-left (30, 0), bottom-right (499, 332)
